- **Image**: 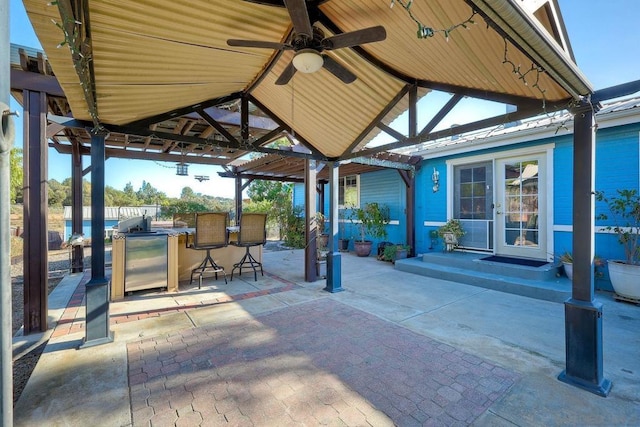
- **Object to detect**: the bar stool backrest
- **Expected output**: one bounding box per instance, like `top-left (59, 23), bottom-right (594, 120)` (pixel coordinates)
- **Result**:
top-left (194, 212), bottom-right (229, 248)
top-left (238, 213), bottom-right (267, 246)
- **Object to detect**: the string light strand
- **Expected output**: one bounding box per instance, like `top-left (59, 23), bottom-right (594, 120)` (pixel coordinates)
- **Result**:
top-left (390, 0), bottom-right (477, 40)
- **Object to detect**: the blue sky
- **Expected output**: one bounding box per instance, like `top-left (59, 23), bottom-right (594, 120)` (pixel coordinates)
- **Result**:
top-left (9, 0), bottom-right (640, 199)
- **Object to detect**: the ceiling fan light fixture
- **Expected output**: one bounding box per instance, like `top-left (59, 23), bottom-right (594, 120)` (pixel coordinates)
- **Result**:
top-left (292, 49), bottom-right (323, 73)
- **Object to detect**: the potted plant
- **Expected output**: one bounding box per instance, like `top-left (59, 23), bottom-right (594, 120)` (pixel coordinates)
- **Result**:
top-left (595, 189), bottom-right (640, 300)
top-left (558, 251), bottom-right (574, 280)
top-left (382, 244), bottom-right (410, 263)
top-left (557, 251), bottom-right (605, 281)
top-left (437, 219), bottom-right (465, 251)
top-left (350, 202), bottom-right (390, 257)
top-left (428, 229), bottom-right (439, 250)
top-left (338, 209), bottom-right (350, 252)
top-left (315, 212), bottom-right (328, 249)
top-left (316, 246), bottom-right (328, 278)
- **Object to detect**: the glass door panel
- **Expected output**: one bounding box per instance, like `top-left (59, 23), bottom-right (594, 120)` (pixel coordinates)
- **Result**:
top-left (496, 157), bottom-right (546, 259)
top-left (453, 162), bottom-right (493, 250)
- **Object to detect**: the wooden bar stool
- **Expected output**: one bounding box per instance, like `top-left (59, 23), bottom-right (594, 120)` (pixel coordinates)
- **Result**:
top-left (231, 213), bottom-right (267, 281)
top-left (186, 212), bottom-right (229, 287)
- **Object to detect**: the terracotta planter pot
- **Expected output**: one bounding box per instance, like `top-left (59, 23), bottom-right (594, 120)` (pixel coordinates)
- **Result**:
top-left (354, 241), bottom-right (372, 257)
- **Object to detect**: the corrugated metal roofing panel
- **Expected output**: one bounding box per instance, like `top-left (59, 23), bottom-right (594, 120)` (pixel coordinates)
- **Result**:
top-left (252, 24), bottom-right (406, 158)
top-left (24, 0), bottom-right (591, 160)
top-left (23, 2), bottom-right (87, 115)
top-left (322, 0), bottom-right (570, 101)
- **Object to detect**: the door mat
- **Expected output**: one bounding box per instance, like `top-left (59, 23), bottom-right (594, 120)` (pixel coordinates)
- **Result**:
top-left (481, 255), bottom-right (548, 267)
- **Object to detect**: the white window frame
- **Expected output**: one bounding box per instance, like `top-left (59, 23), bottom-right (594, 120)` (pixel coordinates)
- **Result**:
top-left (339, 174), bottom-right (360, 209)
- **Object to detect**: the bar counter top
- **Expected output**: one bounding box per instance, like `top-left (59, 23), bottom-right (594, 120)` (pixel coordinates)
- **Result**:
top-left (110, 227), bottom-right (260, 301)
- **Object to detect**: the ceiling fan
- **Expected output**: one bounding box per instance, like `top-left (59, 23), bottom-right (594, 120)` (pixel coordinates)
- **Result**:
top-left (227, 0), bottom-right (386, 85)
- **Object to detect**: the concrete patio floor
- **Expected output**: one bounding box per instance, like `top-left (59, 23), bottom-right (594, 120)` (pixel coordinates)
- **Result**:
top-left (12, 249), bottom-right (640, 426)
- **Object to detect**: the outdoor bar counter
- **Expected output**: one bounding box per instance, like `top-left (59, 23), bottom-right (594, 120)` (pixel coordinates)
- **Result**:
top-left (110, 227), bottom-right (262, 301)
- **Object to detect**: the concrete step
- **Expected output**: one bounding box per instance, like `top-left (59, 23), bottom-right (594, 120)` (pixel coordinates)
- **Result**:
top-left (420, 251), bottom-right (561, 281)
top-left (395, 255), bottom-right (571, 303)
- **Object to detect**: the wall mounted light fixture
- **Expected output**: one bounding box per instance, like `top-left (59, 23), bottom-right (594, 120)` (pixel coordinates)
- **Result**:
top-left (432, 167), bottom-right (440, 192)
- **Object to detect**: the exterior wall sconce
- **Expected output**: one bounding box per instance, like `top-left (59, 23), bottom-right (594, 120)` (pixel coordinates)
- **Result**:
top-left (432, 167), bottom-right (440, 192)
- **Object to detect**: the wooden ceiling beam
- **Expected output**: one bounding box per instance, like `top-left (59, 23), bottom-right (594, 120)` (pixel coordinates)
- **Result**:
top-left (247, 95), bottom-right (325, 158)
top-left (418, 94), bottom-right (464, 138)
top-left (343, 103), bottom-right (562, 160)
top-left (197, 108), bottom-right (240, 146)
top-left (342, 84), bottom-right (412, 156)
top-left (50, 142), bottom-right (230, 165)
top-left (126, 92), bottom-right (243, 128)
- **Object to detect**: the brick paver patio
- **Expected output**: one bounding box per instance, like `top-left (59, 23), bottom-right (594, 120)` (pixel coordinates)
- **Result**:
top-left (127, 298), bottom-right (518, 426)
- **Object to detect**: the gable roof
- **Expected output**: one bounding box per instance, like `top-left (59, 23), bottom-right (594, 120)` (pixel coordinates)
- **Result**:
top-left (23, 0), bottom-right (592, 162)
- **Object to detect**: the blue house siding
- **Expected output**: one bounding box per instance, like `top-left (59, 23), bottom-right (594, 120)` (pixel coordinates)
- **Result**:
top-left (595, 126), bottom-right (640, 195)
top-left (552, 134), bottom-right (574, 226)
top-left (413, 114), bottom-right (640, 290)
top-left (292, 98), bottom-right (640, 286)
top-left (359, 169), bottom-right (406, 247)
top-left (292, 169), bottom-right (407, 253)
top-left (415, 159), bottom-right (448, 254)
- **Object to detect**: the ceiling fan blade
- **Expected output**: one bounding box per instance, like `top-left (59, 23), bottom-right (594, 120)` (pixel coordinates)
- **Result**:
top-left (227, 39), bottom-right (293, 50)
top-left (284, 0), bottom-right (313, 38)
top-left (243, 0), bottom-right (286, 6)
top-left (322, 26), bottom-right (387, 50)
top-left (322, 55), bottom-right (356, 84)
top-left (275, 61), bottom-right (297, 85)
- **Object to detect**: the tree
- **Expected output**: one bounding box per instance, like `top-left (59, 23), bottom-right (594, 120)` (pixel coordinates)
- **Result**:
top-left (136, 181), bottom-right (163, 204)
top-left (9, 148), bottom-right (23, 203)
top-left (247, 180), bottom-right (291, 202)
top-left (48, 179), bottom-right (68, 207)
top-left (180, 187), bottom-right (195, 200)
top-left (105, 185), bottom-right (138, 206)
top-left (161, 200), bottom-right (208, 218)
top-left (123, 182), bottom-right (137, 201)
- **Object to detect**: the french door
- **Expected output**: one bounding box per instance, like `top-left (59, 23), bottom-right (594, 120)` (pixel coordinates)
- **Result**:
top-left (453, 162), bottom-right (493, 251)
top-left (495, 156), bottom-right (547, 259)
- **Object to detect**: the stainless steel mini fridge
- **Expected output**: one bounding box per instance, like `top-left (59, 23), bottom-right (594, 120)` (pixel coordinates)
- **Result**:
top-left (124, 233), bottom-right (168, 292)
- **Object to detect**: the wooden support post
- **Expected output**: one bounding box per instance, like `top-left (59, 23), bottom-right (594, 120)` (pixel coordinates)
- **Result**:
top-left (82, 128), bottom-right (113, 347)
top-left (305, 159), bottom-right (317, 282)
top-left (22, 89), bottom-right (48, 334)
top-left (558, 100), bottom-right (611, 396)
top-left (325, 162), bottom-right (343, 293)
top-left (399, 170), bottom-right (415, 257)
top-left (71, 139), bottom-right (84, 272)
